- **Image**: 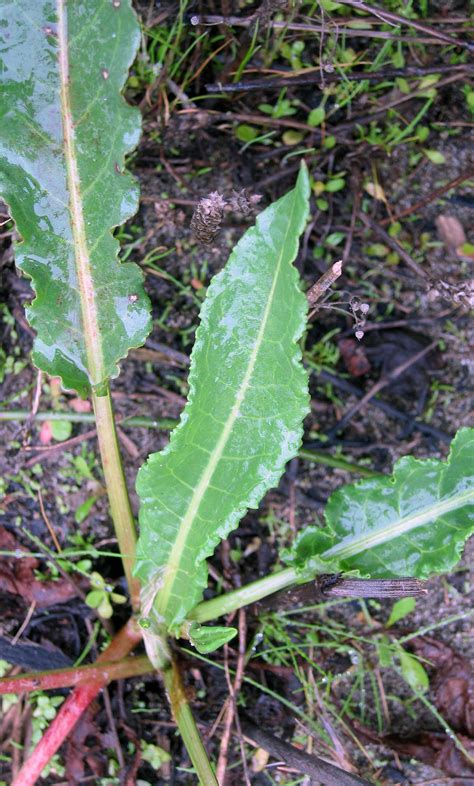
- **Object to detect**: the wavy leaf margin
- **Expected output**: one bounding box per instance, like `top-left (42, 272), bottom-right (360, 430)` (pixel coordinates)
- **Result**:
top-left (0, 0), bottom-right (150, 396)
top-left (284, 427), bottom-right (474, 580)
top-left (136, 165), bottom-right (311, 629)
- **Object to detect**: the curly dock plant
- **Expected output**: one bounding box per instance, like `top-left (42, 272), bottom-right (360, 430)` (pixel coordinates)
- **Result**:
top-left (1, 2), bottom-right (473, 784)
top-left (0, 1), bottom-right (311, 780)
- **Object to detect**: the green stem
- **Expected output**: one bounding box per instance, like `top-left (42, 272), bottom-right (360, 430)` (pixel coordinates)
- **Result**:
top-left (0, 408), bottom-right (175, 430)
top-left (190, 492), bottom-right (474, 626)
top-left (0, 410), bottom-right (378, 476)
top-left (188, 567), bottom-right (299, 624)
top-left (298, 447), bottom-right (379, 477)
top-left (163, 659), bottom-right (218, 786)
top-left (92, 386), bottom-right (140, 609)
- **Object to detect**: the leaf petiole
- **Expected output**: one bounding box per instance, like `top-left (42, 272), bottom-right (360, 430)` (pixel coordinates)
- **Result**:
top-left (92, 385), bottom-right (140, 608)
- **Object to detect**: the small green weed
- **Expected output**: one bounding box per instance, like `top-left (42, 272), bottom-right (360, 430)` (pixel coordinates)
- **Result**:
top-left (0, 306), bottom-right (27, 383)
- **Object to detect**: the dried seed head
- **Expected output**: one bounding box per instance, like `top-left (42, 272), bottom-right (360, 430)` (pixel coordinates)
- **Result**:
top-left (428, 279), bottom-right (474, 310)
top-left (349, 296), bottom-right (361, 313)
top-left (349, 296), bottom-right (369, 339)
top-left (227, 189), bottom-right (262, 217)
top-left (191, 191), bottom-right (227, 244)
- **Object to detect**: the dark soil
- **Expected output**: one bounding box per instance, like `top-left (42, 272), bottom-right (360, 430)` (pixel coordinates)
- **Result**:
top-left (0, 1), bottom-right (473, 784)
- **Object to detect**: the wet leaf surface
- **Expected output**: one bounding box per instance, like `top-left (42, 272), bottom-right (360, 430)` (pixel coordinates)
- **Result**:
top-left (136, 167), bottom-right (311, 629)
top-left (0, 0), bottom-right (151, 395)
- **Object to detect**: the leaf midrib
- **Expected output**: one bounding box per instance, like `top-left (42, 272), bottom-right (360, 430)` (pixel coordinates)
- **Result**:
top-left (156, 198), bottom-right (300, 620)
top-left (323, 487), bottom-right (474, 561)
top-left (57, 0), bottom-right (103, 385)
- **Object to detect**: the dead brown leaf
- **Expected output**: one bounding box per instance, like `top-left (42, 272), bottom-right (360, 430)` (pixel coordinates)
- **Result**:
top-left (412, 637), bottom-right (474, 736)
top-left (353, 635), bottom-right (474, 779)
top-left (65, 708), bottom-right (104, 784)
top-left (435, 214), bottom-right (466, 254)
top-left (338, 338), bottom-right (371, 377)
top-left (354, 723), bottom-right (474, 779)
top-left (0, 527), bottom-right (78, 608)
top-left (385, 732), bottom-right (474, 779)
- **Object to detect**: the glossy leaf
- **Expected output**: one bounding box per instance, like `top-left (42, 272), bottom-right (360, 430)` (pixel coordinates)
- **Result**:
top-left (285, 428), bottom-right (474, 580)
top-left (188, 624), bottom-right (237, 654)
top-left (0, 0), bottom-right (150, 396)
top-left (136, 165), bottom-right (310, 630)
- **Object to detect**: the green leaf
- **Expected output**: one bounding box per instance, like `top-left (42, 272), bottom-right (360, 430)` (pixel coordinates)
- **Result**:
top-left (366, 243), bottom-right (389, 257)
top-left (282, 131), bottom-right (304, 146)
top-left (85, 589), bottom-right (103, 609)
top-left (397, 647), bottom-right (429, 692)
top-left (376, 636), bottom-right (393, 668)
top-left (325, 232), bottom-right (345, 246)
top-left (387, 597), bottom-right (416, 627)
top-left (396, 78), bottom-right (411, 94)
top-left (458, 242), bottom-right (474, 258)
top-left (419, 74), bottom-right (440, 90)
top-left (319, 0), bottom-right (342, 9)
top-left (136, 165), bottom-right (310, 629)
top-left (236, 124), bottom-right (258, 142)
top-left (285, 428), bottom-right (474, 580)
top-left (74, 495), bottom-right (98, 525)
top-left (423, 149), bottom-right (446, 164)
top-left (325, 178), bottom-right (345, 193)
top-left (97, 595), bottom-right (113, 619)
top-left (416, 126), bottom-right (430, 142)
top-left (281, 528), bottom-right (338, 575)
top-left (141, 741), bottom-right (171, 770)
top-left (0, 0), bottom-right (151, 397)
top-left (188, 623), bottom-right (238, 654)
top-left (50, 419), bottom-right (72, 442)
top-left (110, 592), bottom-right (127, 604)
top-left (307, 107), bottom-right (325, 127)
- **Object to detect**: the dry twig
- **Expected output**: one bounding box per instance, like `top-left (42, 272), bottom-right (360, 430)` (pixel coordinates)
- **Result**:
top-left (307, 260), bottom-right (343, 316)
top-left (216, 610), bottom-right (249, 785)
top-left (241, 719), bottom-right (372, 786)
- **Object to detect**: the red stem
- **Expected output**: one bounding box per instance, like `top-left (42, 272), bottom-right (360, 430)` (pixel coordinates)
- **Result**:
top-left (0, 655), bottom-right (152, 695)
top-left (12, 619), bottom-right (142, 786)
